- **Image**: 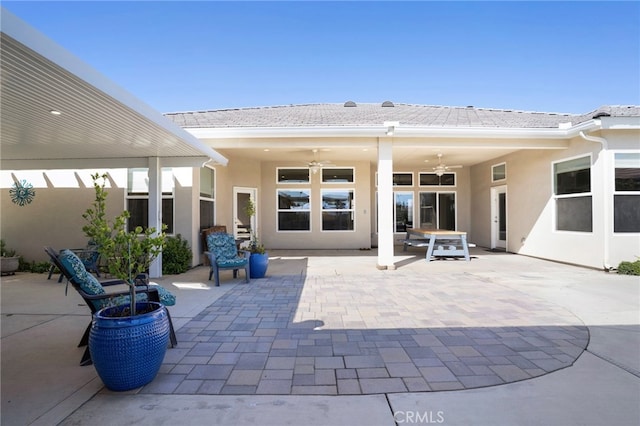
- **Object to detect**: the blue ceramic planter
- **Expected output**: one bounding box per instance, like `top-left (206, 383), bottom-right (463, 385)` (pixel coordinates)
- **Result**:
top-left (249, 252), bottom-right (269, 278)
top-left (89, 302), bottom-right (169, 391)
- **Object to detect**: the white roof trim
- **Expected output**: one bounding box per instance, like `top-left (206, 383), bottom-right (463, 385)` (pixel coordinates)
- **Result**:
top-left (185, 120), bottom-right (602, 140)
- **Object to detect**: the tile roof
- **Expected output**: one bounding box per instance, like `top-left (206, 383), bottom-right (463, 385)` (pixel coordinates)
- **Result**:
top-left (164, 103), bottom-right (640, 129)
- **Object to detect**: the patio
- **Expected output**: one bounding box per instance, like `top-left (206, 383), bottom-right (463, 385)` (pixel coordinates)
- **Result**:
top-left (2, 248), bottom-right (639, 425)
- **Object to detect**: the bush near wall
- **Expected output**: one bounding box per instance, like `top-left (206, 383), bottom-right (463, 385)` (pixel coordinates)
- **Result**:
top-left (617, 258), bottom-right (640, 276)
top-left (162, 234), bottom-right (192, 275)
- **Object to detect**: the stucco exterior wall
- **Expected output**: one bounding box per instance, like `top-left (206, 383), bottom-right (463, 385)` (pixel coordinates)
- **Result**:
top-left (470, 131), bottom-right (640, 269)
top-left (0, 171), bottom-right (125, 263)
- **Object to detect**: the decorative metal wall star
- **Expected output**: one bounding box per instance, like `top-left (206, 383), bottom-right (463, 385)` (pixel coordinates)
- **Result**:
top-left (9, 180), bottom-right (36, 206)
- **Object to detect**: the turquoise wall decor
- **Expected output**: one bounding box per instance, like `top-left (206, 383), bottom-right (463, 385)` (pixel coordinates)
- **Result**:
top-left (10, 180), bottom-right (36, 206)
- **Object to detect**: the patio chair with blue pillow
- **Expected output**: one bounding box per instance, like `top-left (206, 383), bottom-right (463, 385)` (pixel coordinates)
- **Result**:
top-left (44, 247), bottom-right (177, 366)
top-left (205, 232), bottom-right (250, 287)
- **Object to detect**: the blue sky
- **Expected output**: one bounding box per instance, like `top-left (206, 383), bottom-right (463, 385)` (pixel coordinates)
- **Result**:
top-left (4, 1), bottom-right (639, 114)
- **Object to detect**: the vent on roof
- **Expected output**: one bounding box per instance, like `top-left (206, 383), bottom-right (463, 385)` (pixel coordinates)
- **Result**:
top-left (593, 111), bottom-right (611, 118)
top-left (381, 101), bottom-right (394, 107)
top-left (344, 101), bottom-right (357, 107)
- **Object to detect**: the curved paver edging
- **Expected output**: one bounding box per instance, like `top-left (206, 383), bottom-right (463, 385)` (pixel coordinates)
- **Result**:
top-left (147, 272), bottom-right (589, 395)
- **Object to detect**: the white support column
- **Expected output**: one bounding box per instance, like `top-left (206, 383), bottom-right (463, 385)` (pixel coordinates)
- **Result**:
top-left (377, 138), bottom-right (396, 270)
top-left (148, 157), bottom-right (162, 278)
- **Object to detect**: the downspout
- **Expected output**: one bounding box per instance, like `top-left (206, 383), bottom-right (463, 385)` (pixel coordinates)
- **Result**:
top-left (578, 130), bottom-right (612, 271)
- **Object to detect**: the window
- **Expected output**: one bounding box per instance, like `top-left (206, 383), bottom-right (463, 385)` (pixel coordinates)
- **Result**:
top-left (394, 192), bottom-right (413, 232)
top-left (419, 173), bottom-right (455, 186)
top-left (277, 189), bottom-right (310, 231)
top-left (393, 173), bottom-right (413, 186)
top-left (553, 156), bottom-right (592, 232)
top-left (200, 167), bottom-right (215, 229)
top-left (278, 168), bottom-right (309, 184)
top-left (322, 168), bottom-right (354, 183)
top-left (321, 189), bottom-right (354, 231)
top-left (614, 152), bottom-right (640, 233)
top-left (492, 163), bottom-right (506, 182)
top-left (126, 168), bottom-right (174, 234)
top-left (419, 192), bottom-right (456, 230)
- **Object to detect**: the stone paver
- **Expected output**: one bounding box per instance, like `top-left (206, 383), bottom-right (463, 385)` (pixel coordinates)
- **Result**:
top-left (150, 268), bottom-right (588, 395)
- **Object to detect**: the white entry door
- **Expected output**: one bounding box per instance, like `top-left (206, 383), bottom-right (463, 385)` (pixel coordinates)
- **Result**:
top-left (491, 186), bottom-right (507, 250)
top-left (233, 187), bottom-right (257, 244)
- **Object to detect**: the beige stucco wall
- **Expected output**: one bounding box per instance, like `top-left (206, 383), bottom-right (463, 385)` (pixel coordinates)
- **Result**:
top-left (470, 131), bottom-right (640, 269)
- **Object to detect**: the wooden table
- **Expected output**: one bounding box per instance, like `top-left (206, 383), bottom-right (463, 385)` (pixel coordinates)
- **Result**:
top-left (403, 228), bottom-right (471, 262)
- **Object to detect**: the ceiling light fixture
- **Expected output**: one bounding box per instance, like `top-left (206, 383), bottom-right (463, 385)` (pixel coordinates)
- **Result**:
top-left (49, 110), bottom-right (62, 115)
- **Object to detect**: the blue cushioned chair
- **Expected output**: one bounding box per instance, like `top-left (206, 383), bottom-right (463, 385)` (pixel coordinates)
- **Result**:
top-left (205, 233), bottom-right (250, 287)
top-left (45, 247), bottom-right (177, 366)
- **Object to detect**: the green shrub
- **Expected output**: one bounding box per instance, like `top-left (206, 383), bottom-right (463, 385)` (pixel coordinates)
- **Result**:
top-left (162, 234), bottom-right (192, 275)
top-left (18, 259), bottom-right (52, 273)
top-left (617, 259), bottom-right (640, 275)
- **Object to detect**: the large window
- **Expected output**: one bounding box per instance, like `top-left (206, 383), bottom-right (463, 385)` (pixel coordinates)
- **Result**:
top-left (322, 189), bottom-right (354, 231)
top-left (419, 192), bottom-right (456, 230)
top-left (614, 152), bottom-right (640, 233)
top-left (126, 168), bottom-right (174, 234)
top-left (200, 167), bottom-right (215, 229)
top-left (277, 189), bottom-right (310, 231)
top-left (553, 156), bottom-right (592, 232)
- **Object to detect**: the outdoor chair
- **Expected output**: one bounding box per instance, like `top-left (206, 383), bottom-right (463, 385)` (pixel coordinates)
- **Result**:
top-left (205, 232), bottom-right (250, 287)
top-left (44, 247), bottom-right (177, 366)
top-left (48, 244), bottom-right (101, 282)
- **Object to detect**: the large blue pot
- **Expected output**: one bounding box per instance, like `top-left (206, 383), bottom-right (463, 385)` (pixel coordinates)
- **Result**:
top-left (89, 302), bottom-right (169, 391)
top-left (249, 252), bottom-right (269, 278)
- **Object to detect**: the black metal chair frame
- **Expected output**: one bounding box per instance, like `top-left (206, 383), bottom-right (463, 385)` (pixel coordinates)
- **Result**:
top-left (44, 247), bottom-right (177, 366)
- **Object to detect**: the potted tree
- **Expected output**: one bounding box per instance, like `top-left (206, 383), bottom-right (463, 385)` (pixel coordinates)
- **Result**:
top-left (82, 173), bottom-right (170, 391)
top-left (0, 240), bottom-right (20, 275)
top-left (244, 199), bottom-right (269, 278)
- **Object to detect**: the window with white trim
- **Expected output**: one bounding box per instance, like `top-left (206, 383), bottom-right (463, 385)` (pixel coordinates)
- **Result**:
top-left (200, 167), bottom-right (215, 229)
top-left (393, 172), bottom-right (413, 186)
top-left (553, 155), bottom-right (592, 232)
top-left (321, 189), bottom-right (354, 231)
top-left (492, 163), bottom-right (506, 182)
top-left (613, 152), bottom-right (640, 233)
top-left (277, 189), bottom-right (310, 231)
top-left (419, 172), bottom-right (456, 186)
top-left (126, 168), bottom-right (174, 234)
top-left (277, 168), bottom-right (309, 184)
top-left (322, 168), bottom-right (354, 183)
top-left (394, 192), bottom-right (413, 232)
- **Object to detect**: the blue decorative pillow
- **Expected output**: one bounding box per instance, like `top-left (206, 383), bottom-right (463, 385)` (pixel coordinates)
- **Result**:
top-left (206, 233), bottom-right (240, 262)
top-left (60, 250), bottom-right (106, 297)
top-left (150, 283), bottom-right (176, 306)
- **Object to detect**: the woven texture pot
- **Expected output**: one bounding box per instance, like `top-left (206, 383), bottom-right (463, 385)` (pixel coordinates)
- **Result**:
top-left (89, 302), bottom-right (169, 391)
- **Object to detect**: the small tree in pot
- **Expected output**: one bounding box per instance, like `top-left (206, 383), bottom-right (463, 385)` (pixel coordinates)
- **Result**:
top-left (82, 173), bottom-right (170, 391)
top-left (244, 199), bottom-right (269, 278)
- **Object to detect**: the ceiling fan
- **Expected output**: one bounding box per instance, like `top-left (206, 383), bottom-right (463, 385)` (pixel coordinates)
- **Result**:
top-left (431, 154), bottom-right (463, 176)
top-left (306, 149), bottom-right (334, 173)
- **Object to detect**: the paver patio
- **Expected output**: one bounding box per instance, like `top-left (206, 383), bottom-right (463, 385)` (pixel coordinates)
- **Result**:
top-left (142, 253), bottom-right (588, 396)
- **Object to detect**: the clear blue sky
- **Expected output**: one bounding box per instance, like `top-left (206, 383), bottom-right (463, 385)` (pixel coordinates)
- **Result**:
top-left (4, 1), bottom-right (639, 114)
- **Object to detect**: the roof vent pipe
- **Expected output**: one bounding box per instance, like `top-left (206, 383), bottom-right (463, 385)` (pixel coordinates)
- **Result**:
top-left (344, 101), bottom-right (357, 107)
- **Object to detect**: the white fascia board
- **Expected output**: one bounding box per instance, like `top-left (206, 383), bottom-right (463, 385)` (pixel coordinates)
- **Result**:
top-left (1, 8), bottom-right (228, 166)
top-left (185, 120), bottom-right (602, 141)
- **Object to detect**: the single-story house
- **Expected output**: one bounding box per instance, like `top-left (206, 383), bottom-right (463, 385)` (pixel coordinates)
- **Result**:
top-left (2, 8), bottom-right (639, 274)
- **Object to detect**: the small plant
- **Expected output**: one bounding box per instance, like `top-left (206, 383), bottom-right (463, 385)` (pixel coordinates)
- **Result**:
top-left (162, 234), bottom-right (192, 275)
top-left (617, 257), bottom-right (640, 275)
top-left (244, 199), bottom-right (265, 254)
top-left (0, 240), bottom-right (17, 257)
